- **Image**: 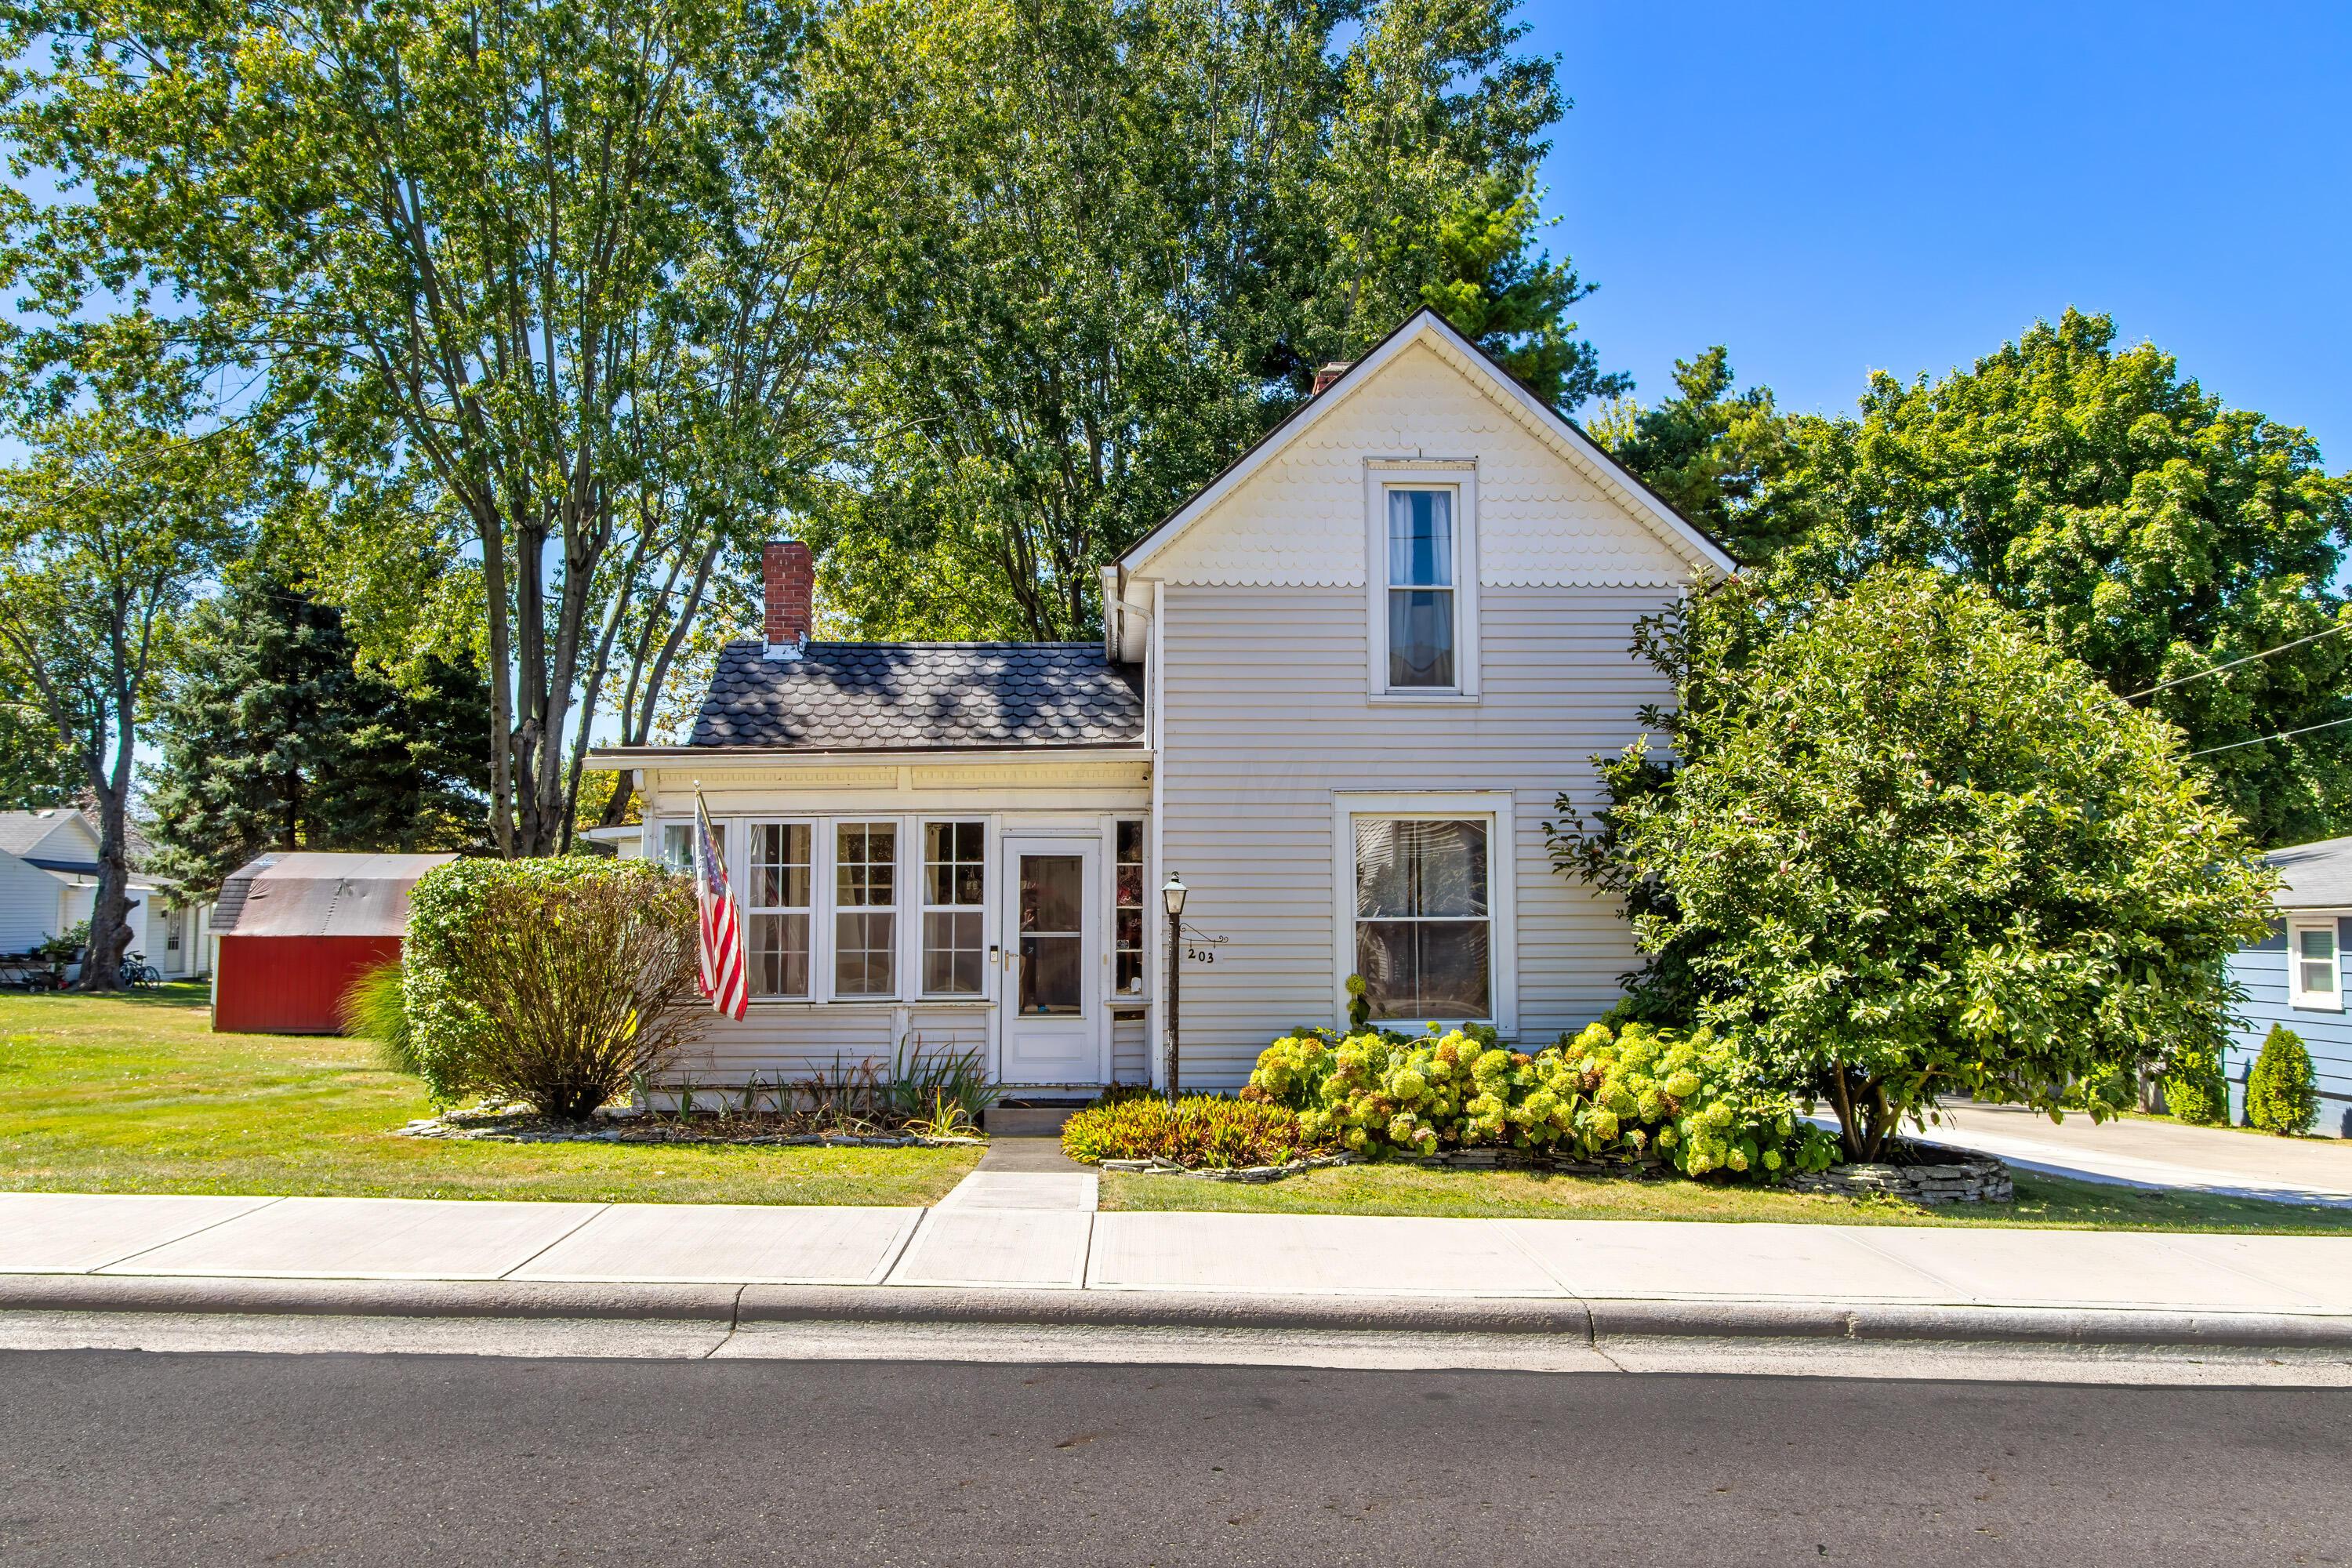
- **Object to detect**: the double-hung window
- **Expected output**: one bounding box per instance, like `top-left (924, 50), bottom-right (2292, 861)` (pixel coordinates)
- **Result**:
top-left (2290, 920), bottom-right (2342, 1011)
top-left (1386, 488), bottom-right (1456, 688)
top-left (921, 822), bottom-right (986, 996)
top-left (834, 822), bottom-right (898, 996)
top-left (1352, 817), bottom-right (1491, 1022)
top-left (746, 823), bottom-right (812, 998)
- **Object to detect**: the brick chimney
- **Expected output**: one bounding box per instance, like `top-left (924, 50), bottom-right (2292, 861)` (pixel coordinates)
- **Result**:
top-left (1311, 361), bottom-right (1352, 396)
top-left (762, 539), bottom-right (813, 659)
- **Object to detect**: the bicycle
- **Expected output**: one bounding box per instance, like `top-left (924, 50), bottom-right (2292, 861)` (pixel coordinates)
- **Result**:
top-left (117, 953), bottom-right (162, 989)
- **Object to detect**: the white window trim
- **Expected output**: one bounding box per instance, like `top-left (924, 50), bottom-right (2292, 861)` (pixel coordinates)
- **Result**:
top-left (1330, 791), bottom-right (1516, 1035)
top-left (1363, 462), bottom-right (1480, 701)
top-left (917, 818), bottom-right (991, 1001)
top-left (2288, 917), bottom-right (2343, 1011)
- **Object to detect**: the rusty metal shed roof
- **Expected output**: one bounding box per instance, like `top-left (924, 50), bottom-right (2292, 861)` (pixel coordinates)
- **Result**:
top-left (211, 851), bottom-right (456, 938)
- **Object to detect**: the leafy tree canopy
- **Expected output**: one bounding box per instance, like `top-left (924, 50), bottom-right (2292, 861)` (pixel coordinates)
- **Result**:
top-left (1605, 310), bottom-right (2352, 844)
top-left (811, 0), bottom-right (1610, 640)
top-left (1552, 568), bottom-right (2276, 1161)
top-left (0, 319), bottom-right (256, 985)
top-left (1588, 347), bottom-right (1799, 561)
top-left (1417, 171), bottom-right (1625, 408)
top-left (142, 568), bottom-right (491, 896)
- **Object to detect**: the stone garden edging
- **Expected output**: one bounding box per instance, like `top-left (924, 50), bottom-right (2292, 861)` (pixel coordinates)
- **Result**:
top-left (1784, 1140), bottom-right (2015, 1204)
top-left (1097, 1153), bottom-right (1359, 1184)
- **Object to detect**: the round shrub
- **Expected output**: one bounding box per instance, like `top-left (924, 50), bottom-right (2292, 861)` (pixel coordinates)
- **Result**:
top-left (2246, 1025), bottom-right (2319, 1136)
top-left (1061, 1094), bottom-right (1331, 1168)
top-left (2161, 1041), bottom-right (2231, 1127)
top-left (1243, 1020), bottom-right (1831, 1181)
top-left (404, 857), bottom-right (706, 1119)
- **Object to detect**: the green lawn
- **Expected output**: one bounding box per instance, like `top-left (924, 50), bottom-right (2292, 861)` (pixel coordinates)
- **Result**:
top-left (0, 985), bottom-right (978, 1205)
top-left (1100, 1158), bottom-right (2352, 1235)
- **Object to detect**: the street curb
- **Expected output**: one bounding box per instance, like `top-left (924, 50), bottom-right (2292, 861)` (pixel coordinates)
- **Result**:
top-left (3, 1274), bottom-right (2350, 1351)
top-left (0, 1275), bottom-right (742, 1322)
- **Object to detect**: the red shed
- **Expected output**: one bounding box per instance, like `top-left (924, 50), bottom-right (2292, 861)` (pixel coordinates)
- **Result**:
top-left (210, 851), bottom-right (456, 1034)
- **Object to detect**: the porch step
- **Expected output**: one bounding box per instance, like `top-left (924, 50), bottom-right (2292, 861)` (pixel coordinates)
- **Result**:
top-left (986, 1105), bottom-right (1080, 1136)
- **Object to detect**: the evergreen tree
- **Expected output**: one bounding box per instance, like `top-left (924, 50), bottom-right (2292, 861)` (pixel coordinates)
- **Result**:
top-left (143, 574), bottom-right (491, 895)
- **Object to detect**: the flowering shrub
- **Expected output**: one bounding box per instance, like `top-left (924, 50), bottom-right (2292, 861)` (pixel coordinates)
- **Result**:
top-left (1060, 1093), bottom-right (1333, 1168)
top-left (1245, 1021), bottom-right (1835, 1182)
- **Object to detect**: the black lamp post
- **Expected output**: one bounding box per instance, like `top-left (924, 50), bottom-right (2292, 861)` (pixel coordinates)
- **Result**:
top-left (1161, 871), bottom-right (1187, 1104)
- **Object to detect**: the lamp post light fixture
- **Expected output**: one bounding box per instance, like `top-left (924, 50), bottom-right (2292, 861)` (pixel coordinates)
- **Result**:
top-left (1160, 871), bottom-right (1187, 1104)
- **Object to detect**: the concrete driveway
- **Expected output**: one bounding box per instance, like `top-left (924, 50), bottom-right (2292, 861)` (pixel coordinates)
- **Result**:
top-left (1920, 1100), bottom-right (2352, 1206)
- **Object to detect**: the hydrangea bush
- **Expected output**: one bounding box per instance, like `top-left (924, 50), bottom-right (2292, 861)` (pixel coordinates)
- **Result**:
top-left (1245, 1021), bottom-right (1836, 1181)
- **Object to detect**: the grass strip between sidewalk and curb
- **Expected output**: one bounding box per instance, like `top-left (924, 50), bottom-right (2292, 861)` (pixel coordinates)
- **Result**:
top-left (1097, 1160), bottom-right (2352, 1235)
top-left (0, 988), bottom-right (978, 1207)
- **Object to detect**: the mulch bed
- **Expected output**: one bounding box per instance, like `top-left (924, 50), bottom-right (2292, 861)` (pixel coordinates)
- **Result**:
top-left (394, 1105), bottom-right (984, 1149)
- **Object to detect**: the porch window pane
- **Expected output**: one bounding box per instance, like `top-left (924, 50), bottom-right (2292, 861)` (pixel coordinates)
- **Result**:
top-left (1115, 818), bottom-right (1145, 996)
top-left (835, 823), bottom-right (897, 996)
top-left (750, 913), bottom-right (810, 998)
top-left (1352, 818), bottom-right (1490, 1021)
top-left (921, 821), bottom-right (986, 996)
top-left (746, 823), bottom-right (811, 998)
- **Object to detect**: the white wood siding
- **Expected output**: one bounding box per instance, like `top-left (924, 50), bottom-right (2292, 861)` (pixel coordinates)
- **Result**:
top-left (1111, 1011), bottom-right (1149, 1085)
top-left (1156, 583), bottom-right (1671, 1087)
top-left (0, 855), bottom-right (64, 956)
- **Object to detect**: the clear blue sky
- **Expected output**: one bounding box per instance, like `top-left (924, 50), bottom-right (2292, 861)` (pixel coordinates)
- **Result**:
top-left (1530, 0), bottom-right (2352, 465)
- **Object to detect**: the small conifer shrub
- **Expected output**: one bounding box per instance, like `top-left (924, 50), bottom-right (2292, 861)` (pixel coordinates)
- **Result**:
top-left (2245, 1025), bottom-right (2319, 1136)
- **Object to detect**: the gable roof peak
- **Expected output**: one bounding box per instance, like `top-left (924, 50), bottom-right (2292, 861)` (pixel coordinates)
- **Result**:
top-left (1119, 307), bottom-right (1735, 579)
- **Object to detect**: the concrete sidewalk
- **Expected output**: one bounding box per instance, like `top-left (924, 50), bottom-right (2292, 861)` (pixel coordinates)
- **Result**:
top-left (4, 1178), bottom-right (2350, 1349)
top-left (1921, 1102), bottom-right (2352, 1207)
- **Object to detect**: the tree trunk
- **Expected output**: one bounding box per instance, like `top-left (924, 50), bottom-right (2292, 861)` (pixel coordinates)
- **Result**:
top-left (80, 784), bottom-right (134, 993)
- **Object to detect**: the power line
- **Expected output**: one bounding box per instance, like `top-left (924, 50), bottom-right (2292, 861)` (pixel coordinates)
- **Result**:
top-left (2187, 714), bottom-right (2352, 759)
top-left (2129, 622), bottom-right (2350, 699)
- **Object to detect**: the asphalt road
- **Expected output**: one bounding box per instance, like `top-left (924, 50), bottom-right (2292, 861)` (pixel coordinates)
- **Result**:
top-left (1, 1350), bottom-right (2345, 1566)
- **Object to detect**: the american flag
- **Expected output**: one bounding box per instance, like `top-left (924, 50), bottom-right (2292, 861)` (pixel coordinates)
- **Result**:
top-left (691, 789), bottom-right (747, 1020)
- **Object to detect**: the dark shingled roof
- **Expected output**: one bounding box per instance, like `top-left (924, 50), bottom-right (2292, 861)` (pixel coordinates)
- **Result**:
top-left (689, 642), bottom-right (1145, 751)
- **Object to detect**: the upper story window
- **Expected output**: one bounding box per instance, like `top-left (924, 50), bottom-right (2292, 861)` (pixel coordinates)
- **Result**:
top-left (1367, 468), bottom-right (1477, 699)
top-left (1386, 488), bottom-right (1456, 688)
top-left (2290, 920), bottom-right (2341, 1011)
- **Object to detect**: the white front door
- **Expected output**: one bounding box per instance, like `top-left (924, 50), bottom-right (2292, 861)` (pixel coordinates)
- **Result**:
top-left (1000, 837), bottom-right (1099, 1084)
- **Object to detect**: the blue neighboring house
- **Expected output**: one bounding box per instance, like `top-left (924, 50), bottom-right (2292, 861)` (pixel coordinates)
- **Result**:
top-left (2227, 833), bottom-right (2352, 1137)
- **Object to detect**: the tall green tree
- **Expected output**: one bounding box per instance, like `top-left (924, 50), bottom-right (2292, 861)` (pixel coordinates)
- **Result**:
top-left (1417, 171), bottom-right (1624, 408)
top-left (813, 0), bottom-right (1601, 640)
top-left (1605, 312), bottom-right (2352, 844)
top-left (1773, 311), bottom-right (2352, 844)
top-left (1590, 347), bottom-right (1799, 561)
top-left (141, 571), bottom-right (490, 895)
top-left (1553, 568), bottom-right (2274, 1161)
top-left (0, 327), bottom-right (254, 989)
top-left (2, 0), bottom-right (878, 855)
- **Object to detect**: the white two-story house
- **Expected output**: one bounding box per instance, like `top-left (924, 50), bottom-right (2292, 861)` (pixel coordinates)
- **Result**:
top-left (588, 308), bottom-right (1735, 1098)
